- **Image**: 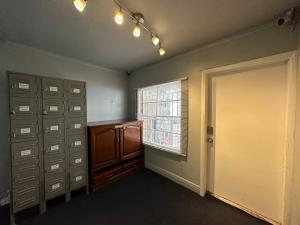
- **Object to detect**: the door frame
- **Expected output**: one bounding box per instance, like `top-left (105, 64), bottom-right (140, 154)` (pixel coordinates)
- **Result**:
top-left (199, 51), bottom-right (298, 225)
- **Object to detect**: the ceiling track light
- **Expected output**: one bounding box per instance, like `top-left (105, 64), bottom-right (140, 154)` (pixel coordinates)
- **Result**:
top-left (112, 0), bottom-right (166, 55)
top-left (115, 8), bottom-right (124, 25)
top-left (159, 45), bottom-right (165, 56)
top-left (133, 24), bottom-right (141, 38)
top-left (151, 34), bottom-right (160, 46)
top-left (74, 0), bottom-right (87, 12)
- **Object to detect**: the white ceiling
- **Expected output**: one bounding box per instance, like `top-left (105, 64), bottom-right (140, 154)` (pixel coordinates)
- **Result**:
top-left (0, 0), bottom-right (297, 72)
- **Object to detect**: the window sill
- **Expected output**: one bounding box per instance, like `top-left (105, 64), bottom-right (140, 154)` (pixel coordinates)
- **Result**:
top-left (144, 143), bottom-right (187, 157)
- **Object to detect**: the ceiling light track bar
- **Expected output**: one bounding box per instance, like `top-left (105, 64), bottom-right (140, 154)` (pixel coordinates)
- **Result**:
top-left (112, 0), bottom-right (156, 36)
top-left (73, 0), bottom-right (165, 55)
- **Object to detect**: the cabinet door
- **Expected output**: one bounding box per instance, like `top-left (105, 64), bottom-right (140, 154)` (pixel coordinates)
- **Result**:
top-left (90, 125), bottom-right (120, 170)
top-left (121, 121), bottom-right (143, 160)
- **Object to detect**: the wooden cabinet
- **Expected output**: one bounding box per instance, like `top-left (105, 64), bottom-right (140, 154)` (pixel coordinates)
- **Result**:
top-left (121, 121), bottom-right (143, 160)
top-left (88, 120), bottom-right (143, 192)
top-left (90, 125), bottom-right (120, 170)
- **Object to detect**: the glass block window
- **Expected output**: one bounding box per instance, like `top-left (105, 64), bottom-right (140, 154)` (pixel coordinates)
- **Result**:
top-left (137, 79), bottom-right (188, 155)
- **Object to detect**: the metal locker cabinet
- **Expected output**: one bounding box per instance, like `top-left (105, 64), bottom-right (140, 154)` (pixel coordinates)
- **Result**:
top-left (8, 72), bottom-right (89, 225)
top-left (8, 72), bottom-right (41, 224)
top-left (41, 77), bottom-right (66, 206)
top-left (64, 80), bottom-right (88, 199)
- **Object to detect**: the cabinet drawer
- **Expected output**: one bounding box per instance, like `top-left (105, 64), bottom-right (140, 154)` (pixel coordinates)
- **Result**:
top-left (13, 183), bottom-right (39, 213)
top-left (43, 99), bottom-right (64, 117)
top-left (42, 78), bottom-right (64, 98)
top-left (70, 169), bottom-right (86, 191)
top-left (11, 120), bottom-right (38, 142)
top-left (64, 80), bottom-right (86, 98)
top-left (12, 141), bottom-right (39, 164)
top-left (92, 167), bottom-right (122, 185)
top-left (13, 163), bottom-right (39, 185)
top-left (45, 175), bottom-right (65, 200)
top-left (9, 73), bottom-right (38, 98)
top-left (43, 118), bottom-right (64, 138)
top-left (44, 138), bottom-right (65, 156)
top-left (70, 151), bottom-right (85, 168)
top-left (45, 158), bottom-right (65, 175)
top-left (67, 118), bottom-right (86, 135)
top-left (10, 97), bottom-right (38, 119)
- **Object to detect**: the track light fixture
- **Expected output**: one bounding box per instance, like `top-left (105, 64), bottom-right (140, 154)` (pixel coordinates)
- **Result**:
top-left (113, 0), bottom-right (166, 56)
top-left (159, 46), bottom-right (166, 56)
top-left (115, 8), bottom-right (124, 25)
top-left (73, 0), bottom-right (166, 56)
top-left (133, 24), bottom-right (141, 38)
top-left (74, 0), bottom-right (87, 12)
top-left (151, 35), bottom-right (160, 46)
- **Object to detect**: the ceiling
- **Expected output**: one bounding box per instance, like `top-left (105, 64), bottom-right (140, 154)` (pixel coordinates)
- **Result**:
top-left (0, 0), bottom-right (297, 72)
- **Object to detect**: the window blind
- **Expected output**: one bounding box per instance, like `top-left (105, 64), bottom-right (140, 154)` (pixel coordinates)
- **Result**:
top-left (137, 79), bottom-right (188, 155)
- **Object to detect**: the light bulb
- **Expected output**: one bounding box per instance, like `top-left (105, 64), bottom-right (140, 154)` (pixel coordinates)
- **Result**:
top-left (74, 0), bottom-right (87, 12)
top-left (159, 47), bottom-right (165, 56)
top-left (151, 35), bottom-right (160, 46)
top-left (115, 10), bottom-right (124, 25)
top-left (133, 25), bottom-right (141, 38)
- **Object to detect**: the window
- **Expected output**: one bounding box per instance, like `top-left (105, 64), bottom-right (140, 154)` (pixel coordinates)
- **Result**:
top-left (137, 79), bottom-right (188, 155)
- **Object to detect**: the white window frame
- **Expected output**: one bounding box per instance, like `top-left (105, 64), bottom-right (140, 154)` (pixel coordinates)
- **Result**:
top-left (137, 78), bottom-right (188, 156)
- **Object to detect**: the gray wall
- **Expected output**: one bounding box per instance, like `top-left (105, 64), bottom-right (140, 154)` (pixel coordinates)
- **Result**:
top-left (0, 41), bottom-right (129, 200)
top-left (129, 23), bottom-right (299, 191)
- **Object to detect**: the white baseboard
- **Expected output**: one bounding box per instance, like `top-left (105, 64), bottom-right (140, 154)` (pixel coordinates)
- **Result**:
top-left (145, 161), bottom-right (201, 194)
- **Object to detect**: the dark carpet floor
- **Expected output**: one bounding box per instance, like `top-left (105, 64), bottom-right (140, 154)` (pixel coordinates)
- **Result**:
top-left (0, 169), bottom-right (270, 225)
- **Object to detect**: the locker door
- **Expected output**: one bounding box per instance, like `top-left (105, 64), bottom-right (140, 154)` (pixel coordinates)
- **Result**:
top-left (64, 80), bottom-right (86, 98)
top-left (10, 97), bottom-right (38, 119)
top-left (43, 99), bottom-right (64, 117)
top-left (11, 120), bottom-right (38, 142)
top-left (9, 73), bottom-right (37, 98)
top-left (67, 99), bottom-right (86, 117)
top-left (42, 78), bottom-right (64, 98)
top-left (12, 141), bottom-right (39, 164)
top-left (67, 118), bottom-right (86, 135)
top-left (43, 118), bottom-right (65, 138)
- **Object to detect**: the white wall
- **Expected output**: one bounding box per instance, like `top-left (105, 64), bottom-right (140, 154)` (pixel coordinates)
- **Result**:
top-left (289, 24), bottom-right (300, 225)
top-left (0, 41), bottom-right (129, 201)
top-left (129, 23), bottom-right (299, 194)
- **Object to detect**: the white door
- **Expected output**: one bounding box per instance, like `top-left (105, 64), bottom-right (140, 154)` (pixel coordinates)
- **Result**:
top-left (207, 61), bottom-right (287, 224)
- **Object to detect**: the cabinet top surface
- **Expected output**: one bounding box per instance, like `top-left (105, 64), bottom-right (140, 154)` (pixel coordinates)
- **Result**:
top-left (87, 119), bottom-right (138, 127)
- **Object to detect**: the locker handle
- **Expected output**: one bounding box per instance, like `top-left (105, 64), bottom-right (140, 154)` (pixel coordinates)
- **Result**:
top-left (11, 132), bottom-right (16, 138)
top-left (43, 110), bottom-right (48, 115)
top-left (10, 110), bottom-right (16, 115)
